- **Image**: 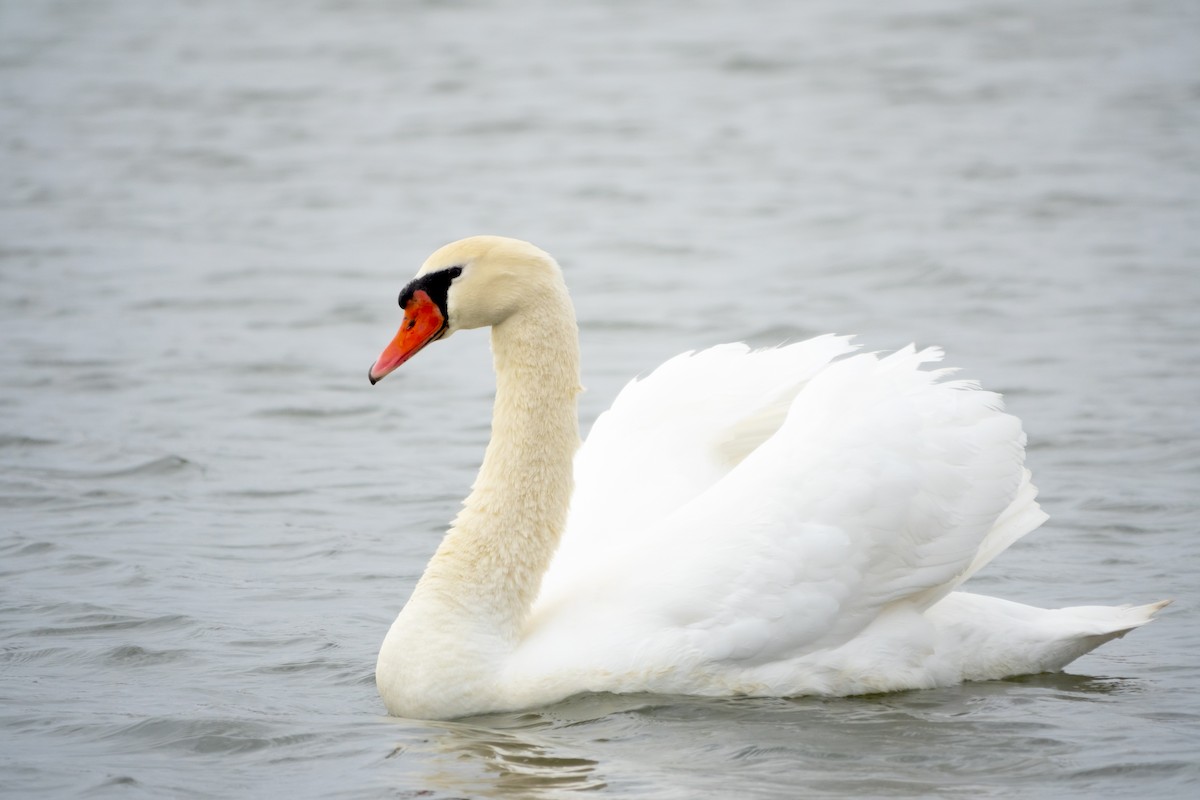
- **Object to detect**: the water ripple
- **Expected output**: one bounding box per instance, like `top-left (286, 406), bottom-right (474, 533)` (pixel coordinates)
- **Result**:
top-left (29, 613), bottom-right (193, 638)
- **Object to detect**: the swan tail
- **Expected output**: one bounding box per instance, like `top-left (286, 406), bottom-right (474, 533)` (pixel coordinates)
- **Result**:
top-left (928, 594), bottom-right (1171, 679)
top-left (1029, 599), bottom-right (1172, 671)
top-left (1054, 598), bottom-right (1172, 640)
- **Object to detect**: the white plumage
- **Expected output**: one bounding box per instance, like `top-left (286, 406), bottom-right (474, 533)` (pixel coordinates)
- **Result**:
top-left (369, 236), bottom-right (1166, 720)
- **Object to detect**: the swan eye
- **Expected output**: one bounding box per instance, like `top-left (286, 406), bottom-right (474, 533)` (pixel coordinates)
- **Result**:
top-left (397, 265), bottom-right (463, 311)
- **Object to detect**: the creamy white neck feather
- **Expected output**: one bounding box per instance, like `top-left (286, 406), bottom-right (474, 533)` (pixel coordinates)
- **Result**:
top-left (376, 270), bottom-right (581, 718)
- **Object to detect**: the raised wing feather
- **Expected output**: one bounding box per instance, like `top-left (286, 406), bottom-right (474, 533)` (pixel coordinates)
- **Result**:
top-left (558, 335), bottom-right (858, 557)
top-left (522, 344), bottom-right (1042, 684)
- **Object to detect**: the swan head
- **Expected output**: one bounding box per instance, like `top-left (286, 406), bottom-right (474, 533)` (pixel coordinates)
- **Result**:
top-left (369, 235), bottom-right (563, 384)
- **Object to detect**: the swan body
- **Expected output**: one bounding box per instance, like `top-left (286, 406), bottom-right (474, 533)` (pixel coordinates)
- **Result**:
top-left (369, 235), bottom-right (1165, 720)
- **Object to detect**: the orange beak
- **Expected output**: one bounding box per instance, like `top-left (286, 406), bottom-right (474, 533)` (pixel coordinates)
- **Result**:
top-left (369, 290), bottom-right (446, 384)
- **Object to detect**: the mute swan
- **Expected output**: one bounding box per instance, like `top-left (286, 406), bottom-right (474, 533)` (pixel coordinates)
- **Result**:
top-left (368, 235), bottom-right (1166, 720)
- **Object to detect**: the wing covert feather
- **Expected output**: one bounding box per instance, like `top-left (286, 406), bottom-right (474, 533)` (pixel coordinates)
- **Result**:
top-left (527, 344), bottom-right (1037, 677)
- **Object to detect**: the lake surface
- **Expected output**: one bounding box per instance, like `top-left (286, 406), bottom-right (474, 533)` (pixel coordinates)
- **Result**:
top-left (2, 0), bottom-right (1198, 796)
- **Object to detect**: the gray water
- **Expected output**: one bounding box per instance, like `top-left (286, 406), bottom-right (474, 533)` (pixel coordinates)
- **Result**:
top-left (2, 0), bottom-right (1198, 796)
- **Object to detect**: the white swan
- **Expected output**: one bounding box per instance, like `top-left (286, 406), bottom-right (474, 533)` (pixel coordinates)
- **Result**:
top-left (368, 235), bottom-right (1166, 720)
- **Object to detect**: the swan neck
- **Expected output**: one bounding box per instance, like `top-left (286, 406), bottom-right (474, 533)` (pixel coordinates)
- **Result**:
top-left (418, 293), bottom-right (580, 641)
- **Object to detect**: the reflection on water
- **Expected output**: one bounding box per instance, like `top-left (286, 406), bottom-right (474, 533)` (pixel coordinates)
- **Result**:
top-left (375, 673), bottom-right (1192, 798)
top-left (391, 694), bottom-right (685, 796)
top-left (399, 721), bottom-right (606, 797)
top-left (998, 671), bottom-right (1149, 698)
top-left (382, 676), bottom-right (1174, 798)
